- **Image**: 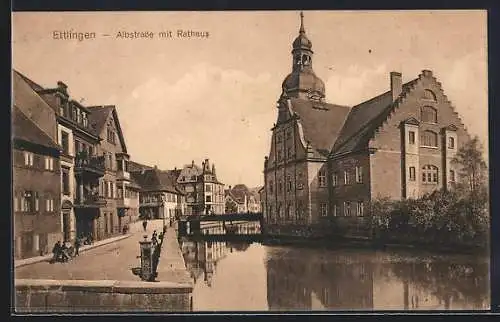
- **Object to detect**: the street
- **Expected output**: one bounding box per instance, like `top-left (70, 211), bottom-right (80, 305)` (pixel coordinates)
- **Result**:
top-left (15, 220), bottom-right (192, 284)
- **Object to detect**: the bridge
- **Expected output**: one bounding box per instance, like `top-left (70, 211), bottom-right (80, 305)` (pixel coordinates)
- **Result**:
top-left (183, 212), bottom-right (263, 222)
top-left (178, 213), bottom-right (264, 238)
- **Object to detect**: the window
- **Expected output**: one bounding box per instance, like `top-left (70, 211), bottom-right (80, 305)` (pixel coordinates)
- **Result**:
top-left (409, 131), bottom-right (416, 144)
top-left (448, 137), bottom-right (455, 149)
top-left (269, 180), bottom-right (274, 194)
top-left (62, 168), bottom-right (70, 195)
top-left (409, 167), bottom-right (416, 181)
top-left (449, 169), bottom-right (456, 182)
top-left (205, 184), bottom-right (212, 192)
top-left (24, 151), bottom-right (34, 166)
top-left (23, 191), bottom-right (33, 212)
top-left (421, 130), bottom-right (438, 147)
top-left (206, 195), bottom-right (212, 203)
top-left (61, 131), bottom-right (69, 155)
top-left (422, 89), bottom-right (437, 101)
top-left (320, 203), bottom-right (328, 217)
top-left (34, 192), bottom-right (39, 211)
top-left (277, 149), bottom-right (283, 161)
top-left (333, 204), bottom-right (338, 217)
top-left (287, 146), bottom-right (292, 158)
top-left (332, 173), bottom-right (338, 186)
top-left (44, 156), bottom-right (54, 171)
top-left (357, 202), bottom-right (364, 217)
top-left (107, 128), bottom-right (116, 144)
top-left (422, 165), bottom-right (438, 184)
top-left (286, 175), bottom-right (292, 192)
top-left (297, 172), bottom-right (303, 190)
top-left (276, 134), bottom-right (282, 143)
top-left (45, 198), bottom-right (54, 212)
top-left (421, 106), bottom-right (437, 123)
top-left (318, 170), bottom-right (326, 187)
top-left (355, 166), bottom-right (363, 183)
top-left (82, 114), bottom-right (88, 127)
top-left (344, 201), bottom-right (351, 216)
top-left (117, 187), bottom-right (124, 199)
top-left (72, 106), bottom-right (77, 121)
top-left (286, 129), bottom-right (292, 140)
top-left (278, 179), bottom-right (283, 194)
top-left (344, 170), bottom-right (352, 185)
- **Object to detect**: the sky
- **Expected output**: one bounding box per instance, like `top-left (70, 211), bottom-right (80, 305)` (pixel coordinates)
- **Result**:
top-left (12, 10), bottom-right (488, 188)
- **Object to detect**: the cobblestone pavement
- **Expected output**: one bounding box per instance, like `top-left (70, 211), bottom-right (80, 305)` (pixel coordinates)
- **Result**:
top-left (15, 220), bottom-right (192, 284)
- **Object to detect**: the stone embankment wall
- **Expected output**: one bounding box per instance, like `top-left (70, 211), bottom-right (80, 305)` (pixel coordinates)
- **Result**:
top-left (15, 279), bottom-right (193, 313)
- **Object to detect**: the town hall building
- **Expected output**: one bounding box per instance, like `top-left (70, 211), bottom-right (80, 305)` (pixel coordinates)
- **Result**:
top-left (261, 13), bottom-right (471, 237)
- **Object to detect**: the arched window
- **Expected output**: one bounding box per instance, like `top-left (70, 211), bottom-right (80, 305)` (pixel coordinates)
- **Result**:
top-left (421, 106), bottom-right (437, 123)
top-left (422, 165), bottom-right (438, 183)
top-left (422, 89), bottom-right (437, 101)
top-left (421, 130), bottom-right (438, 147)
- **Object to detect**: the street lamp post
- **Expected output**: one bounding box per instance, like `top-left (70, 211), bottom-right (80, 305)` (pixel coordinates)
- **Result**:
top-left (161, 194), bottom-right (166, 229)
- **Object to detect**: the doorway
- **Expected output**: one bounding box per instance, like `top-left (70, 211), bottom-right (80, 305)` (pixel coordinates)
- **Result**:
top-left (62, 211), bottom-right (71, 241)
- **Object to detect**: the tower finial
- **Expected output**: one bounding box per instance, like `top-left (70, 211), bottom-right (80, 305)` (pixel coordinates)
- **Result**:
top-left (299, 11), bottom-right (305, 34)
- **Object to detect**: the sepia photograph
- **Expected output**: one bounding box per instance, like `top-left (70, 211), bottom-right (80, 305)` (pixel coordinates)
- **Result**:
top-left (11, 10), bottom-right (490, 313)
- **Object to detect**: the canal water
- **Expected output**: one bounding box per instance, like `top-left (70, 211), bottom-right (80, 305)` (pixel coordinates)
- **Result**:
top-left (180, 239), bottom-right (490, 311)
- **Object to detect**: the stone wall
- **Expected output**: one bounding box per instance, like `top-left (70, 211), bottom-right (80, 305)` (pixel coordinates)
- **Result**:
top-left (15, 279), bottom-right (193, 313)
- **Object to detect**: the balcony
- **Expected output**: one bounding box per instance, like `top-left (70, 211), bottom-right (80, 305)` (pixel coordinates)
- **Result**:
top-left (74, 193), bottom-right (107, 208)
top-left (117, 197), bottom-right (131, 209)
top-left (116, 170), bottom-right (131, 181)
top-left (74, 152), bottom-right (105, 178)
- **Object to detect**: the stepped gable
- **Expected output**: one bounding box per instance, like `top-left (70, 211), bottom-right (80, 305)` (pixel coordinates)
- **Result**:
top-left (331, 78), bottom-right (419, 156)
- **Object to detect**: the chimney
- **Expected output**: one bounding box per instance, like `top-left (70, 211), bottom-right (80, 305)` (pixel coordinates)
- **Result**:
top-left (390, 71), bottom-right (402, 102)
top-left (422, 69), bottom-right (433, 78)
top-left (191, 160), bottom-right (195, 167)
top-left (229, 185), bottom-right (232, 190)
top-left (154, 165), bottom-right (158, 170)
top-left (57, 81), bottom-right (68, 95)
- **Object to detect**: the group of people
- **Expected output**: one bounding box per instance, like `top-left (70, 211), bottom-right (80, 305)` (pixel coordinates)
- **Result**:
top-left (50, 235), bottom-right (86, 263)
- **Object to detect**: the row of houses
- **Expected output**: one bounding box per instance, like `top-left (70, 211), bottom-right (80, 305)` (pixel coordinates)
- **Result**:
top-left (12, 70), bottom-right (238, 260)
top-left (260, 14), bottom-right (472, 237)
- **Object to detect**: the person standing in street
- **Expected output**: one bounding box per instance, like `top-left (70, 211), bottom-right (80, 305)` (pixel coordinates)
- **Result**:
top-left (142, 219), bottom-right (148, 232)
top-left (74, 236), bottom-right (81, 256)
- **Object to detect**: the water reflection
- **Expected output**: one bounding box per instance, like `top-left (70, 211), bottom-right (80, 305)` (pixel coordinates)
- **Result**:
top-left (180, 239), bottom-right (489, 311)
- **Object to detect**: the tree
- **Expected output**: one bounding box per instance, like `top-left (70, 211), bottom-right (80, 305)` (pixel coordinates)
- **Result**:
top-left (451, 136), bottom-right (489, 238)
top-left (451, 136), bottom-right (488, 198)
top-left (225, 199), bottom-right (238, 214)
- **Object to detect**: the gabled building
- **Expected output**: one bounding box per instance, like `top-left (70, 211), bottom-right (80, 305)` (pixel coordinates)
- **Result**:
top-left (12, 106), bottom-right (62, 259)
top-left (224, 184), bottom-right (262, 213)
top-left (131, 166), bottom-right (186, 223)
top-left (262, 13), bottom-right (471, 238)
top-left (14, 71), bottom-right (140, 243)
top-left (176, 159), bottom-right (225, 216)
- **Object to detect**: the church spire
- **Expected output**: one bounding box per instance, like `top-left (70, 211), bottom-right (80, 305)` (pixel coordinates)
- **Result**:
top-left (299, 11), bottom-right (305, 34)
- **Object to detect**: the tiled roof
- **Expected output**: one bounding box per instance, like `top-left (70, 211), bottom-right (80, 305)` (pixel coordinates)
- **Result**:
top-left (130, 168), bottom-right (181, 194)
top-left (12, 106), bottom-right (60, 150)
top-left (128, 160), bottom-right (154, 172)
top-left (13, 70), bottom-right (45, 92)
top-left (332, 79), bottom-right (419, 156)
top-left (86, 105), bottom-right (114, 135)
top-left (87, 105), bottom-right (128, 154)
top-left (289, 98), bottom-right (351, 157)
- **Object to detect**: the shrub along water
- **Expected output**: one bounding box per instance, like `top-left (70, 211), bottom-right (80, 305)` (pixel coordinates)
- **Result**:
top-left (371, 136), bottom-right (489, 249)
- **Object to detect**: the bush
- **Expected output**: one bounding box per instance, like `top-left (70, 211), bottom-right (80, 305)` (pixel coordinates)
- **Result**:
top-left (371, 189), bottom-right (489, 247)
